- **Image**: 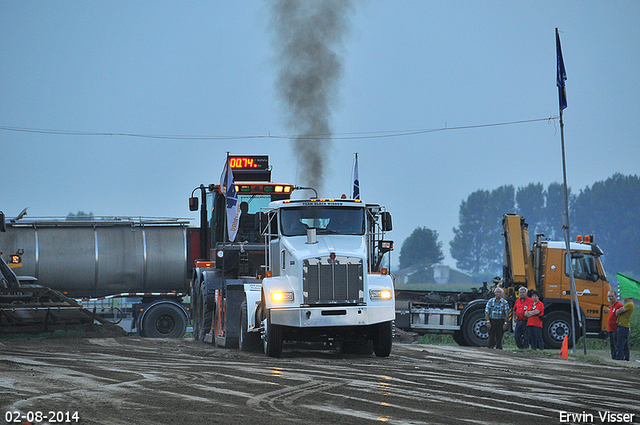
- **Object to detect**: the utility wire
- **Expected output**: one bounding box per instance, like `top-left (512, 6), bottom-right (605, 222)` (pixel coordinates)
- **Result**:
top-left (0, 116), bottom-right (558, 141)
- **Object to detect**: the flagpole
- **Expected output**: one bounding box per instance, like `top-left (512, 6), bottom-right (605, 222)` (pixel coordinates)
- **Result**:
top-left (560, 112), bottom-right (579, 354)
top-left (225, 151), bottom-right (229, 243)
top-left (556, 28), bottom-right (585, 355)
top-left (224, 152), bottom-right (230, 274)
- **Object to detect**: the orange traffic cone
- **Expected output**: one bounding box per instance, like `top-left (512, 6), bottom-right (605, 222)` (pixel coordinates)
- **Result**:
top-left (558, 335), bottom-right (568, 359)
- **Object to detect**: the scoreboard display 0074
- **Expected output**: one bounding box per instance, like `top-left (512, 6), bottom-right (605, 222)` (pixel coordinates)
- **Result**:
top-left (228, 156), bottom-right (269, 170)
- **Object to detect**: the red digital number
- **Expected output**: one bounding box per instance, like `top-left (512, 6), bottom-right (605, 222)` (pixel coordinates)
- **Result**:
top-left (230, 157), bottom-right (258, 168)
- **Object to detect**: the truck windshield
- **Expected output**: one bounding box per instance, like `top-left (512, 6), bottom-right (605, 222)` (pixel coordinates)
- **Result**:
top-left (280, 207), bottom-right (365, 236)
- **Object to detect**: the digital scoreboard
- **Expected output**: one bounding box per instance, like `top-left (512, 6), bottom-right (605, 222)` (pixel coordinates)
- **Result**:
top-left (228, 155), bottom-right (269, 170)
top-left (228, 155), bottom-right (271, 182)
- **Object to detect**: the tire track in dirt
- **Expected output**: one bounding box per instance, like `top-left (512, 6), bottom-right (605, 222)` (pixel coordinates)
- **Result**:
top-left (1, 338), bottom-right (638, 425)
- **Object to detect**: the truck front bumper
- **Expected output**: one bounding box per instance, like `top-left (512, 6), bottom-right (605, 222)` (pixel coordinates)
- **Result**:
top-left (270, 304), bottom-right (395, 328)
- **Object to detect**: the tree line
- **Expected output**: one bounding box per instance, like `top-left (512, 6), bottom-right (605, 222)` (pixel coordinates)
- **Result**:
top-left (399, 174), bottom-right (640, 281)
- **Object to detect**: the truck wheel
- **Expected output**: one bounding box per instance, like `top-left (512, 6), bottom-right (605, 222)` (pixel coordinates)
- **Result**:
top-left (192, 282), bottom-right (204, 341)
top-left (239, 300), bottom-right (261, 352)
top-left (462, 309), bottom-right (488, 347)
top-left (372, 321), bottom-right (393, 357)
top-left (453, 330), bottom-right (469, 346)
top-left (201, 283), bottom-right (213, 343)
top-left (543, 311), bottom-right (573, 349)
top-left (142, 304), bottom-right (187, 338)
top-left (263, 312), bottom-right (283, 358)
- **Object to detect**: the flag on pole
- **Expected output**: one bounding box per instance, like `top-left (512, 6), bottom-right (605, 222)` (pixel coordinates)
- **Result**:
top-left (556, 28), bottom-right (567, 113)
top-left (352, 153), bottom-right (360, 200)
top-left (220, 157), bottom-right (239, 242)
top-left (617, 273), bottom-right (640, 300)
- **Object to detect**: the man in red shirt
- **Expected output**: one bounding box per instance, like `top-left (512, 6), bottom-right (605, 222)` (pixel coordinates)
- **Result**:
top-left (513, 287), bottom-right (533, 349)
top-left (607, 291), bottom-right (623, 359)
top-left (525, 290), bottom-right (545, 349)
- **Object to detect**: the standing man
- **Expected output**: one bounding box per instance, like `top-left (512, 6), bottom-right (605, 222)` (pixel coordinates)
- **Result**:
top-left (485, 287), bottom-right (510, 349)
top-left (614, 297), bottom-right (635, 361)
top-left (525, 290), bottom-right (545, 350)
top-left (607, 291), bottom-right (623, 359)
top-left (513, 287), bottom-right (533, 349)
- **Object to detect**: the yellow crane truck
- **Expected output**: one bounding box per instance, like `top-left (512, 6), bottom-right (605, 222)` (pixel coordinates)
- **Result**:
top-left (395, 214), bottom-right (611, 349)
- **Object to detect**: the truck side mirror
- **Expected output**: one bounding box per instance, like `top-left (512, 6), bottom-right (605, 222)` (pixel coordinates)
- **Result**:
top-left (378, 240), bottom-right (394, 253)
top-left (591, 243), bottom-right (604, 257)
top-left (0, 211), bottom-right (5, 233)
top-left (189, 197), bottom-right (199, 212)
top-left (382, 212), bottom-right (392, 231)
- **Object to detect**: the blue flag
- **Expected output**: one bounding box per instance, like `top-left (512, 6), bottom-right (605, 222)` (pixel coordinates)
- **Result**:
top-left (352, 154), bottom-right (360, 200)
top-left (556, 28), bottom-right (567, 112)
top-left (220, 158), bottom-right (239, 242)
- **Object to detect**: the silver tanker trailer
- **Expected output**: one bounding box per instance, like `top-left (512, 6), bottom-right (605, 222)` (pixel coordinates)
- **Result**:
top-left (0, 214), bottom-right (196, 337)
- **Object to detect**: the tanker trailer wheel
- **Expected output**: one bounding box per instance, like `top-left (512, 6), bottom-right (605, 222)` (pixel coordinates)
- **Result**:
top-left (543, 311), bottom-right (573, 349)
top-left (239, 299), bottom-right (261, 352)
top-left (372, 321), bottom-right (393, 357)
top-left (462, 308), bottom-right (488, 347)
top-left (142, 304), bottom-right (187, 338)
top-left (262, 311), bottom-right (283, 358)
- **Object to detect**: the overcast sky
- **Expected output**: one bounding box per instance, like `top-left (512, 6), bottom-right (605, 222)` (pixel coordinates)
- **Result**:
top-left (2, 1), bottom-right (639, 268)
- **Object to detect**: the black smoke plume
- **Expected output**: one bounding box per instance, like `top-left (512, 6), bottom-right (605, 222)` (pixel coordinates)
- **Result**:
top-left (270, 0), bottom-right (353, 196)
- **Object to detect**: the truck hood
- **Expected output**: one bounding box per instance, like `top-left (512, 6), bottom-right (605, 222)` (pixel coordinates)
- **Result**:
top-left (282, 234), bottom-right (366, 261)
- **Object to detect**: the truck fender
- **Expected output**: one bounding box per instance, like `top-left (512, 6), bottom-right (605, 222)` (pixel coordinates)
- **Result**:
top-left (200, 269), bottom-right (224, 309)
top-left (460, 299), bottom-right (487, 323)
top-left (368, 274), bottom-right (395, 295)
top-left (245, 289), bottom-right (262, 331)
top-left (261, 275), bottom-right (296, 310)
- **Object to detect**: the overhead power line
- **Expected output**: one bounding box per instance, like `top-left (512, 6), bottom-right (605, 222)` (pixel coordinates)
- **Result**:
top-left (0, 117), bottom-right (558, 141)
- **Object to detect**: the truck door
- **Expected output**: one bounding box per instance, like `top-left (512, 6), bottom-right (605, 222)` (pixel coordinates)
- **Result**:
top-left (566, 252), bottom-right (606, 327)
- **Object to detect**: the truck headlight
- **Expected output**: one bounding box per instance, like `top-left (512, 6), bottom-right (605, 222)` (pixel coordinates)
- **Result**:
top-left (271, 291), bottom-right (294, 302)
top-left (369, 289), bottom-right (392, 300)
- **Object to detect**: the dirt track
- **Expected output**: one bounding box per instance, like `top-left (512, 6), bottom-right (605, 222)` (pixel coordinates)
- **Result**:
top-left (1, 336), bottom-right (638, 425)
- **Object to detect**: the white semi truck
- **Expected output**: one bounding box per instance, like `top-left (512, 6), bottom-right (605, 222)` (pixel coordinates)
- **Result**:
top-left (190, 155), bottom-right (395, 357)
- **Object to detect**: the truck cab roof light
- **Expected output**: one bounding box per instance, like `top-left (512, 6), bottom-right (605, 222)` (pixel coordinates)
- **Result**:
top-left (227, 184), bottom-right (293, 195)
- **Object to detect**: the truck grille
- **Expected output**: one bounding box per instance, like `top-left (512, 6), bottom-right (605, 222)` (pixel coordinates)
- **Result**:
top-left (303, 256), bottom-right (363, 305)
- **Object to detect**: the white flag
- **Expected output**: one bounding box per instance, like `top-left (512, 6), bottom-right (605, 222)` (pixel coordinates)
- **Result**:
top-left (220, 158), bottom-right (239, 242)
